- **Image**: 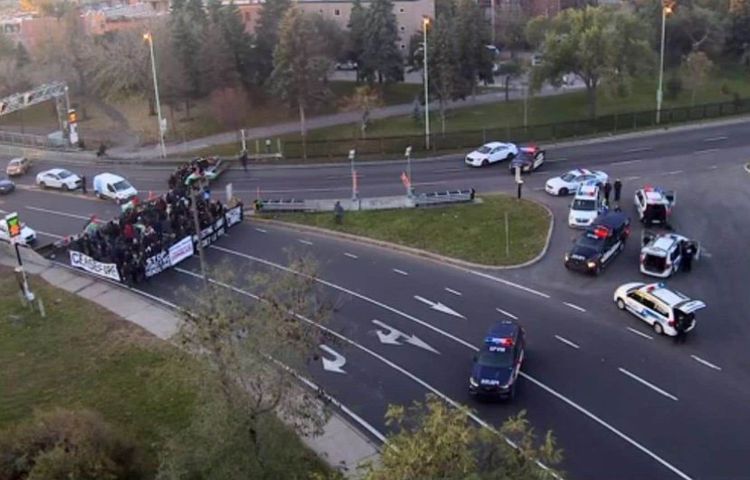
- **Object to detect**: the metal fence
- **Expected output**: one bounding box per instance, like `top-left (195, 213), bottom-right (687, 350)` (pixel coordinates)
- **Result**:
top-left (279, 97), bottom-right (750, 161)
top-left (0, 129), bottom-right (64, 150)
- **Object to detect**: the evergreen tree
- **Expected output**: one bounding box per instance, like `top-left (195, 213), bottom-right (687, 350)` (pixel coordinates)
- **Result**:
top-left (14, 42), bottom-right (30, 69)
top-left (185, 0), bottom-right (208, 26)
top-left (361, 0), bottom-right (404, 84)
top-left (255, 0), bottom-right (292, 85)
top-left (218, 1), bottom-right (256, 87)
top-left (427, 15), bottom-right (461, 133)
top-left (270, 8), bottom-right (331, 159)
top-left (199, 21), bottom-right (239, 92)
top-left (347, 0), bottom-right (367, 79)
top-left (207, 0), bottom-right (222, 23)
top-left (454, 0), bottom-right (493, 96)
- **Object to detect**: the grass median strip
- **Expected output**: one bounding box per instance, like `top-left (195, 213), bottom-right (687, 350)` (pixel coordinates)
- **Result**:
top-left (264, 195), bottom-right (551, 266)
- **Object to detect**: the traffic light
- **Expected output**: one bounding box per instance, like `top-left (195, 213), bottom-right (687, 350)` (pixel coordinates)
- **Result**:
top-left (5, 212), bottom-right (21, 239)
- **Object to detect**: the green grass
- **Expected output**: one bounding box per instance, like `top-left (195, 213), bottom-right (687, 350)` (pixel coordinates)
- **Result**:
top-left (0, 268), bottom-right (330, 477)
top-left (265, 195), bottom-right (551, 266)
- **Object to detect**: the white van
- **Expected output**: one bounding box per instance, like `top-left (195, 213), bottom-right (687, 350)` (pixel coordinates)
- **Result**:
top-left (93, 173), bottom-right (138, 203)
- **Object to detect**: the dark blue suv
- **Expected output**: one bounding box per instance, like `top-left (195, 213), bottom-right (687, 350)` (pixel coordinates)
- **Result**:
top-left (469, 321), bottom-right (526, 400)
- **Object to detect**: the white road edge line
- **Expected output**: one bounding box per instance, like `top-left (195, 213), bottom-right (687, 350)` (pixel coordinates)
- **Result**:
top-left (664, 170), bottom-right (684, 175)
top-left (469, 270), bottom-right (550, 299)
top-left (255, 228), bottom-right (268, 233)
top-left (495, 307), bottom-right (518, 320)
top-left (623, 147), bottom-right (652, 153)
top-left (693, 148), bottom-right (719, 155)
top-left (708, 165), bottom-right (718, 170)
top-left (298, 239), bottom-right (314, 246)
top-left (445, 287), bottom-right (462, 296)
top-left (344, 252), bottom-right (359, 259)
top-left (624, 175), bottom-right (641, 181)
top-left (703, 136), bottom-right (728, 142)
top-left (613, 159), bottom-right (644, 165)
top-left (690, 355), bottom-right (722, 371)
top-left (393, 268), bottom-right (409, 276)
top-left (25, 205), bottom-right (90, 220)
top-left (618, 367), bottom-right (679, 402)
top-left (554, 335), bottom-right (580, 349)
top-left (627, 327), bottom-right (653, 340)
top-left (209, 245), bottom-right (693, 480)
top-left (563, 302), bottom-right (586, 313)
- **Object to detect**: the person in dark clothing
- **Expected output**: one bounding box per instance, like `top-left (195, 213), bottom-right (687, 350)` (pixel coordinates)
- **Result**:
top-left (673, 313), bottom-right (688, 344)
top-left (97, 143), bottom-right (107, 158)
top-left (81, 175), bottom-right (87, 194)
top-left (613, 178), bottom-right (622, 208)
top-left (240, 150), bottom-right (248, 172)
top-left (603, 181), bottom-right (612, 206)
top-left (334, 201), bottom-right (344, 225)
top-left (681, 241), bottom-right (694, 272)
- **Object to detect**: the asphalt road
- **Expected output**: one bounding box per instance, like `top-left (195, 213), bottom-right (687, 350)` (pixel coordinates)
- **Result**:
top-left (1, 118), bottom-right (750, 479)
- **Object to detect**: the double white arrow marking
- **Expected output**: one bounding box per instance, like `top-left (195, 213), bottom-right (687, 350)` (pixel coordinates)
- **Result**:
top-left (320, 344), bottom-right (346, 374)
top-left (414, 295), bottom-right (465, 319)
top-left (372, 319), bottom-right (440, 354)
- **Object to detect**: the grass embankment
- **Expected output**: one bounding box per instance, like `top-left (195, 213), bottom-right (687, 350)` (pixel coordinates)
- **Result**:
top-left (265, 195), bottom-right (550, 266)
top-left (0, 269), bottom-right (328, 476)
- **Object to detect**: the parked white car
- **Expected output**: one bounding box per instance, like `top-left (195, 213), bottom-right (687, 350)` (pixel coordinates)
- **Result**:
top-left (0, 219), bottom-right (36, 245)
top-left (36, 168), bottom-right (83, 191)
top-left (93, 173), bottom-right (138, 203)
top-left (613, 282), bottom-right (705, 337)
top-left (545, 169), bottom-right (608, 196)
top-left (568, 183), bottom-right (605, 228)
top-left (465, 142), bottom-right (519, 167)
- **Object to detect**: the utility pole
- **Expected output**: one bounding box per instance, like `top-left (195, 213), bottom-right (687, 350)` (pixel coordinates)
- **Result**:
top-left (349, 149), bottom-right (358, 201)
top-left (405, 145), bottom-right (414, 197)
top-left (656, 2), bottom-right (672, 125)
top-left (144, 32), bottom-right (167, 158)
top-left (423, 16), bottom-right (431, 151)
top-left (190, 182), bottom-right (209, 286)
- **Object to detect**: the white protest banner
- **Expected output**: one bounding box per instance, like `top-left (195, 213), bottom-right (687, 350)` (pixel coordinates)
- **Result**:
top-left (169, 236), bottom-right (194, 266)
top-left (70, 250), bottom-right (121, 282)
top-left (145, 251), bottom-right (171, 278)
top-left (225, 206), bottom-right (242, 227)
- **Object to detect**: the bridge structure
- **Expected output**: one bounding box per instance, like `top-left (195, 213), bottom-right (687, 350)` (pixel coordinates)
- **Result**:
top-left (0, 82), bottom-right (78, 147)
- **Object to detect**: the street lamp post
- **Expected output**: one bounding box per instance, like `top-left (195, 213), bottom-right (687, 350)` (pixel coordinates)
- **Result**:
top-left (144, 32), bottom-right (167, 158)
top-left (656, 3), bottom-right (672, 125)
top-left (422, 17), bottom-right (430, 151)
top-left (349, 149), bottom-right (358, 201)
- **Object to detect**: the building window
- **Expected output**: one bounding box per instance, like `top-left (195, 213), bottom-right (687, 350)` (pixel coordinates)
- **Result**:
top-left (334, 8), bottom-right (340, 15)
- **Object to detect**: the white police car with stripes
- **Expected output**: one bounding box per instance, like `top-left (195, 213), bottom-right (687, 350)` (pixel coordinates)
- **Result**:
top-left (613, 282), bottom-right (705, 336)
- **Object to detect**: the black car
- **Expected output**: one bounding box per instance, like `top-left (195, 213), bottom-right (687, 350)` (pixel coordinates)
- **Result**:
top-left (0, 176), bottom-right (15, 194)
top-left (469, 321), bottom-right (525, 400)
top-left (564, 211), bottom-right (631, 275)
top-left (508, 145), bottom-right (545, 174)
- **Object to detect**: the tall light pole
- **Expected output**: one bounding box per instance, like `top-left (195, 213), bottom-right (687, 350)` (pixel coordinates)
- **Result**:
top-left (656, 3), bottom-right (672, 125)
top-left (144, 32), bottom-right (167, 158)
top-left (349, 149), bottom-right (358, 201)
top-left (422, 16), bottom-right (430, 151)
top-left (405, 145), bottom-right (413, 197)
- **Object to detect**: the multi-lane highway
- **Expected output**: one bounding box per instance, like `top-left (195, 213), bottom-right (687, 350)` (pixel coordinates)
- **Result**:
top-left (1, 118), bottom-right (749, 480)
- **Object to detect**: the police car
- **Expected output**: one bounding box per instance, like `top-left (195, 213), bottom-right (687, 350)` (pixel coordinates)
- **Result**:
top-left (469, 321), bottom-right (525, 400)
top-left (465, 142), bottom-right (519, 167)
top-left (634, 186), bottom-right (675, 226)
top-left (640, 232), bottom-right (699, 278)
top-left (565, 211), bottom-right (630, 274)
top-left (508, 145), bottom-right (546, 173)
top-left (613, 282), bottom-right (705, 336)
top-left (545, 169), bottom-right (608, 196)
top-left (568, 183), bottom-right (605, 228)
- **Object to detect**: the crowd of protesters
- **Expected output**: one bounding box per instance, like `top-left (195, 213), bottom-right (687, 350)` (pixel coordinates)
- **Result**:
top-left (68, 158), bottom-right (229, 285)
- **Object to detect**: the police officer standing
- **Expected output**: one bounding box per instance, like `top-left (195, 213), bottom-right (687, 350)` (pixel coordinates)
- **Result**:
top-left (240, 150), bottom-right (248, 173)
top-left (681, 241), bottom-right (694, 272)
top-left (613, 178), bottom-right (622, 209)
top-left (81, 175), bottom-right (87, 195)
top-left (334, 201), bottom-right (344, 225)
top-left (603, 181), bottom-right (612, 206)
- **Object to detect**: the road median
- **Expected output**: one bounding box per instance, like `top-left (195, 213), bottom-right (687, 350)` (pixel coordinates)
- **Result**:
top-left (258, 195), bottom-right (553, 268)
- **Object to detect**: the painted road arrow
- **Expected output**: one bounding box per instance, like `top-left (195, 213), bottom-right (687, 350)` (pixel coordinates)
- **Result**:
top-left (320, 344), bottom-right (346, 374)
top-left (413, 295), bottom-right (466, 319)
top-left (372, 319), bottom-right (440, 354)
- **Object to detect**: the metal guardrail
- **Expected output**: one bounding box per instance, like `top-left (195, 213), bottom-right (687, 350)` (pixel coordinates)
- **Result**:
top-left (0, 129), bottom-right (65, 150)
top-left (256, 198), bottom-right (307, 212)
top-left (414, 189), bottom-right (475, 206)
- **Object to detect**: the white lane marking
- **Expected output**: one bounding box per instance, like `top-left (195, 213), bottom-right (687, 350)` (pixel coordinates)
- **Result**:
top-left (618, 368), bottom-right (679, 402)
top-left (627, 327), bottom-right (653, 340)
top-left (445, 287), bottom-right (462, 296)
top-left (255, 227), bottom-right (268, 233)
top-left (344, 252), bottom-right (359, 259)
top-left (320, 344), bottom-right (347, 374)
top-left (703, 136), bottom-right (727, 142)
top-left (691, 355), bottom-right (722, 371)
top-left (469, 270), bottom-right (550, 298)
top-left (563, 302), bottom-right (586, 313)
top-left (172, 266), bottom-right (542, 469)
top-left (623, 147), bottom-right (652, 154)
top-left (624, 175), bottom-right (641, 181)
top-left (202, 246), bottom-right (691, 480)
top-left (25, 206), bottom-right (90, 221)
top-left (393, 268), bottom-right (409, 276)
top-left (35, 230), bottom-right (64, 239)
top-left (554, 335), bottom-right (580, 349)
top-left (298, 239), bottom-right (314, 246)
top-left (413, 295), bottom-right (465, 319)
top-left (533, 187), bottom-right (545, 191)
top-left (708, 165), bottom-right (718, 170)
top-left (495, 307), bottom-right (518, 320)
top-left (210, 245), bottom-right (477, 349)
top-left (521, 373), bottom-right (692, 480)
top-left (664, 170), bottom-right (684, 175)
top-left (613, 159), bottom-right (644, 166)
top-left (372, 319), bottom-right (440, 354)
top-left (693, 148), bottom-right (718, 155)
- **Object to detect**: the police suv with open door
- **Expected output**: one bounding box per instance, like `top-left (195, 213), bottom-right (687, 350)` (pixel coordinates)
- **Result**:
top-left (640, 232), bottom-right (700, 278)
top-left (634, 186), bottom-right (675, 226)
top-left (613, 282), bottom-right (705, 337)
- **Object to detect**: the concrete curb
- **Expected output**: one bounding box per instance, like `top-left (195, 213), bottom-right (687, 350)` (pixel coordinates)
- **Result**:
top-left (253, 198), bottom-right (555, 271)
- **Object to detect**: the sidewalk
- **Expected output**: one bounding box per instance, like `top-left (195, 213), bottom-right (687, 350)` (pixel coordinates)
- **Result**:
top-left (109, 80), bottom-right (586, 160)
top-left (0, 243), bottom-right (380, 478)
